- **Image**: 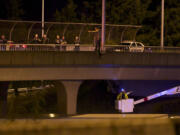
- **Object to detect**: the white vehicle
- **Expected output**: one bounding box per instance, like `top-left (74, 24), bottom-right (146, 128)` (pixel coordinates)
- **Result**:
top-left (120, 41), bottom-right (145, 52)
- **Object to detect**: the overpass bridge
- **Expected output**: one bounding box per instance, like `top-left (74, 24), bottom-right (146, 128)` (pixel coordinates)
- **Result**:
top-left (0, 51), bottom-right (180, 81)
top-left (0, 51), bottom-right (180, 116)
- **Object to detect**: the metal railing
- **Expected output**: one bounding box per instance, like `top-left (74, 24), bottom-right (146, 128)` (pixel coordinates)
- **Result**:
top-left (106, 45), bottom-right (180, 53)
top-left (0, 44), bottom-right (95, 51)
top-left (0, 43), bottom-right (180, 53)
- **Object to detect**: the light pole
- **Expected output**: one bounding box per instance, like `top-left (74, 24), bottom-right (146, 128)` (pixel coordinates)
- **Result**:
top-left (42, 0), bottom-right (45, 37)
top-left (101, 0), bottom-right (106, 51)
top-left (161, 0), bottom-right (164, 49)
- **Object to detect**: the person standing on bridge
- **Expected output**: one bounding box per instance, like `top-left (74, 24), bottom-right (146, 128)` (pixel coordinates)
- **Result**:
top-left (41, 34), bottom-right (50, 44)
top-left (0, 35), bottom-right (7, 51)
top-left (61, 36), bottom-right (67, 51)
top-left (32, 34), bottom-right (41, 44)
top-left (0, 35), bottom-right (7, 44)
top-left (88, 27), bottom-right (101, 52)
top-left (74, 36), bottom-right (80, 51)
top-left (55, 35), bottom-right (62, 44)
top-left (55, 35), bottom-right (62, 51)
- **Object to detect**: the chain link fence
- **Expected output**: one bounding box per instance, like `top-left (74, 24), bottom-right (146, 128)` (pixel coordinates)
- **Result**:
top-left (0, 20), bottom-right (141, 45)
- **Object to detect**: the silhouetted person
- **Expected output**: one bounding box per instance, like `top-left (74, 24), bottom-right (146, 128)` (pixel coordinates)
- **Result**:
top-left (32, 34), bottom-right (41, 44)
top-left (0, 35), bottom-right (7, 51)
top-left (0, 35), bottom-right (7, 44)
top-left (61, 36), bottom-right (67, 51)
top-left (74, 36), bottom-right (80, 45)
top-left (88, 27), bottom-right (101, 52)
top-left (55, 35), bottom-right (62, 51)
top-left (74, 36), bottom-right (80, 51)
top-left (61, 36), bottom-right (67, 45)
top-left (55, 35), bottom-right (62, 44)
top-left (41, 34), bottom-right (50, 44)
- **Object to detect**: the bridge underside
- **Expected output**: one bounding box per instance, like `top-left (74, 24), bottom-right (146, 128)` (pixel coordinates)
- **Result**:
top-left (0, 66), bottom-right (180, 81)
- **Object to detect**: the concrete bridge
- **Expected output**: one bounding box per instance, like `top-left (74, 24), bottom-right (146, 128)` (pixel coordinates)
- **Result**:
top-left (0, 51), bottom-right (180, 116)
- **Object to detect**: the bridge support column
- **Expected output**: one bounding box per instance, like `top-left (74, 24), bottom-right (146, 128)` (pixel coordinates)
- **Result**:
top-left (0, 82), bottom-right (9, 117)
top-left (61, 81), bottom-right (82, 115)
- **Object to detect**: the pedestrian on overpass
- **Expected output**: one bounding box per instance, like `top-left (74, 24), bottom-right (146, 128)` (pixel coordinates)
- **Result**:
top-left (41, 34), bottom-right (50, 44)
top-left (61, 36), bottom-right (67, 51)
top-left (74, 36), bottom-right (80, 51)
top-left (88, 27), bottom-right (101, 53)
top-left (0, 35), bottom-right (7, 51)
top-left (32, 34), bottom-right (41, 44)
top-left (55, 35), bottom-right (62, 51)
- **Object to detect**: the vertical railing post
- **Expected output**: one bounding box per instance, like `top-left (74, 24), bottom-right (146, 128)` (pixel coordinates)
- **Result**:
top-left (161, 0), bottom-right (164, 50)
top-left (42, 0), bottom-right (45, 37)
top-left (101, 0), bottom-right (106, 52)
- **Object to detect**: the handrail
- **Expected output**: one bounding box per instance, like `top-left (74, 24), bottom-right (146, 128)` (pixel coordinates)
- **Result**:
top-left (0, 19), bottom-right (142, 28)
top-left (0, 43), bottom-right (180, 52)
top-left (1, 43), bottom-right (180, 48)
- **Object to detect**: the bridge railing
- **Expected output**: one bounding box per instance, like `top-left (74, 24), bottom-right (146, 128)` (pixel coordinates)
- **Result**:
top-left (0, 44), bottom-right (95, 51)
top-left (0, 43), bottom-right (180, 53)
top-left (106, 45), bottom-right (180, 53)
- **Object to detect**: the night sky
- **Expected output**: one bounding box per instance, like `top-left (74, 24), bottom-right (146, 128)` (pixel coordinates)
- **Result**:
top-left (22, 0), bottom-right (66, 20)
top-left (19, 0), bottom-right (93, 21)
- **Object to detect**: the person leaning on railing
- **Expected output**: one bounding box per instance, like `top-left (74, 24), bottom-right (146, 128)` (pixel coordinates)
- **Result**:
top-left (55, 35), bottom-right (62, 51)
top-left (0, 35), bottom-right (7, 51)
top-left (32, 34), bottom-right (41, 44)
top-left (74, 36), bottom-right (80, 51)
top-left (88, 27), bottom-right (101, 52)
top-left (41, 34), bottom-right (50, 44)
top-left (61, 36), bottom-right (67, 51)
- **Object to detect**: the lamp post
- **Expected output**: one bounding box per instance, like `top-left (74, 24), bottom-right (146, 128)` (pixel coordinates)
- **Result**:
top-left (101, 0), bottom-right (106, 51)
top-left (42, 0), bottom-right (45, 37)
top-left (161, 0), bottom-right (164, 50)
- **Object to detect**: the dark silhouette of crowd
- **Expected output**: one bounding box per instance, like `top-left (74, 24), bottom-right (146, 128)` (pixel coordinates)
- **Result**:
top-left (0, 33), bottom-right (81, 51)
top-left (31, 33), bottom-right (79, 45)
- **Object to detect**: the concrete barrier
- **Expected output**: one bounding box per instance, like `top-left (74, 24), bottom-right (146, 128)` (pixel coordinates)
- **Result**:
top-left (0, 115), bottom-right (177, 135)
top-left (0, 51), bottom-right (180, 66)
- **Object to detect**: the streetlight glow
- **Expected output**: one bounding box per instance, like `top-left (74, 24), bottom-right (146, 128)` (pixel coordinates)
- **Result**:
top-left (49, 113), bottom-right (55, 118)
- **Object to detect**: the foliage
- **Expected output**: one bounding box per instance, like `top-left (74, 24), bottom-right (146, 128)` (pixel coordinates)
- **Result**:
top-left (6, 0), bottom-right (24, 19)
top-left (7, 82), bottom-right (58, 118)
top-left (54, 0), bottom-right (77, 22)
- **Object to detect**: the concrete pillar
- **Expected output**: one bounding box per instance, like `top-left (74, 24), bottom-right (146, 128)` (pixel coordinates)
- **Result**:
top-left (0, 82), bottom-right (9, 117)
top-left (56, 82), bottom-right (67, 114)
top-left (61, 81), bottom-right (82, 115)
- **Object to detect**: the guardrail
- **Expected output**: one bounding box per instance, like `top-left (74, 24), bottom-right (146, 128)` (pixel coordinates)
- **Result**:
top-left (106, 45), bottom-right (180, 53)
top-left (0, 43), bottom-right (180, 53)
top-left (0, 44), bottom-right (95, 51)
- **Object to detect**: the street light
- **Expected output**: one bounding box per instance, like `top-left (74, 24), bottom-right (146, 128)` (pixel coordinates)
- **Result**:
top-left (101, 0), bottom-right (106, 51)
top-left (42, 0), bottom-right (45, 37)
top-left (161, 0), bottom-right (164, 50)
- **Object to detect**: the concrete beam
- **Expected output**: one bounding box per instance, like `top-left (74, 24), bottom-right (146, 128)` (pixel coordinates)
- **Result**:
top-left (0, 67), bottom-right (179, 81)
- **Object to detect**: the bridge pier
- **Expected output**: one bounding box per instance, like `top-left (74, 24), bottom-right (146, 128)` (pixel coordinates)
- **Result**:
top-left (0, 82), bottom-right (9, 117)
top-left (60, 81), bottom-right (82, 115)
